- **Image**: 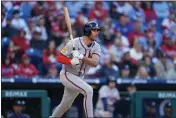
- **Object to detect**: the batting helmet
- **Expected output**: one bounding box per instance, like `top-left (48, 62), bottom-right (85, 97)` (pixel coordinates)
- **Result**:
top-left (83, 21), bottom-right (100, 36)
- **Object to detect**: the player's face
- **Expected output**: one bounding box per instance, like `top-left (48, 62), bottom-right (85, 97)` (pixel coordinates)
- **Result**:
top-left (89, 29), bottom-right (99, 41)
top-left (13, 105), bottom-right (23, 113)
top-left (108, 81), bottom-right (116, 88)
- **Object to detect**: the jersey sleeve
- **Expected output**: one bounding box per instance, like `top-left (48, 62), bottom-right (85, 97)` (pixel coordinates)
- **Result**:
top-left (92, 43), bottom-right (101, 57)
top-left (60, 41), bottom-right (73, 58)
top-left (99, 86), bottom-right (108, 98)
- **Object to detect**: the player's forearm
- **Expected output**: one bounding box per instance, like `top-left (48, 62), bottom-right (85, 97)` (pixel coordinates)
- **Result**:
top-left (82, 57), bottom-right (99, 67)
top-left (56, 53), bottom-right (71, 64)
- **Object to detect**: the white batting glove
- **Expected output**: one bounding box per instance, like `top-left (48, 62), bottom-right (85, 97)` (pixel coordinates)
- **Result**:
top-left (70, 58), bottom-right (80, 66)
top-left (71, 50), bottom-right (84, 59)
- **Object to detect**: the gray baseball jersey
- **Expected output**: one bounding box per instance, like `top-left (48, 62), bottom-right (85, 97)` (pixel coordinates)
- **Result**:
top-left (95, 85), bottom-right (120, 112)
top-left (60, 36), bottom-right (101, 76)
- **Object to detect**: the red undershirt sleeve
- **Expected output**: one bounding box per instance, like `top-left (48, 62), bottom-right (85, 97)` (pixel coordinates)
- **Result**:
top-left (56, 52), bottom-right (71, 64)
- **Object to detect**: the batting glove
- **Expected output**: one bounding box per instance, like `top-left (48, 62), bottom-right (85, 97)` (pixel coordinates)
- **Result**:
top-left (71, 58), bottom-right (80, 66)
top-left (71, 50), bottom-right (84, 59)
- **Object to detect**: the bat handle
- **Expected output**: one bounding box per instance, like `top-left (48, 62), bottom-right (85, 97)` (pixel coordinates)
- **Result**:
top-left (70, 34), bottom-right (75, 50)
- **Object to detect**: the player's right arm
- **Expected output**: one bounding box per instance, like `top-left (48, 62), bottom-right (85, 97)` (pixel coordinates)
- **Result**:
top-left (56, 41), bottom-right (79, 66)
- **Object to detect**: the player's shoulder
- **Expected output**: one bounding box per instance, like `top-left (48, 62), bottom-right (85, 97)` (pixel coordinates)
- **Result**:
top-left (73, 37), bottom-right (81, 42)
top-left (93, 41), bottom-right (101, 48)
top-left (7, 113), bottom-right (14, 118)
top-left (100, 85), bottom-right (108, 91)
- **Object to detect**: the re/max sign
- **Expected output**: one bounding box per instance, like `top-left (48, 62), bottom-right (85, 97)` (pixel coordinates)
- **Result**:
top-left (5, 91), bottom-right (28, 97)
top-left (158, 92), bottom-right (176, 98)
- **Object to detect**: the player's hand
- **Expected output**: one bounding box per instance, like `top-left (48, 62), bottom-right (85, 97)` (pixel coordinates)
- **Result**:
top-left (71, 58), bottom-right (80, 66)
top-left (71, 50), bottom-right (84, 59)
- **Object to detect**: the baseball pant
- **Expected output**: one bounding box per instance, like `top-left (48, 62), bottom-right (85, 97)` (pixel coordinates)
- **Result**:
top-left (51, 70), bottom-right (94, 118)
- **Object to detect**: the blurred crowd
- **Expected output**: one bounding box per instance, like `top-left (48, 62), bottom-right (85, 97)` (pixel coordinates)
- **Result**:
top-left (2, 1), bottom-right (176, 79)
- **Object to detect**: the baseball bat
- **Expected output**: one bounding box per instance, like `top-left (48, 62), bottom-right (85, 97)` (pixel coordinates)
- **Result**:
top-left (63, 6), bottom-right (75, 50)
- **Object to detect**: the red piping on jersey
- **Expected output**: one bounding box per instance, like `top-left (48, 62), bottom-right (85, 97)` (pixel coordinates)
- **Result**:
top-left (79, 38), bottom-right (87, 76)
top-left (64, 70), bottom-right (88, 118)
top-left (56, 52), bottom-right (71, 64)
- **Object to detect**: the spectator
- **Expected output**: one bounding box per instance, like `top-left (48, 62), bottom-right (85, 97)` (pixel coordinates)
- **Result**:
top-left (12, 29), bottom-right (30, 56)
top-left (20, 2), bottom-right (33, 21)
top-left (116, 13), bottom-right (133, 37)
top-left (17, 54), bottom-right (38, 78)
top-left (109, 3), bottom-right (121, 20)
top-left (128, 18), bottom-right (146, 46)
top-left (51, 15), bottom-right (68, 46)
top-left (31, 1), bottom-right (46, 17)
top-left (25, 19), bottom-right (36, 41)
top-left (6, 46), bottom-right (19, 64)
top-left (35, 15), bottom-right (48, 40)
top-left (135, 65), bottom-right (151, 79)
top-left (2, 6), bottom-right (7, 28)
top-left (111, 28), bottom-right (130, 47)
top-left (162, 12), bottom-right (176, 30)
top-left (65, 2), bottom-right (85, 18)
top-left (42, 40), bottom-right (60, 70)
top-left (154, 53), bottom-right (174, 79)
top-left (31, 27), bottom-right (42, 40)
top-left (109, 29), bottom-right (130, 63)
top-left (147, 20), bottom-right (163, 49)
top-left (2, 18), bottom-right (17, 38)
top-left (128, 1), bottom-right (145, 23)
top-left (88, 1), bottom-right (107, 23)
top-left (11, 9), bottom-right (28, 31)
top-left (129, 40), bottom-right (143, 61)
top-left (96, 54), bottom-right (119, 78)
top-left (166, 60), bottom-right (176, 79)
top-left (74, 11), bottom-right (88, 36)
top-left (94, 75), bottom-right (120, 117)
top-left (153, 1), bottom-right (170, 19)
top-left (143, 55), bottom-right (156, 78)
top-left (161, 36), bottom-right (176, 59)
top-left (120, 64), bottom-right (130, 78)
top-left (116, 2), bottom-right (133, 15)
top-left (143, 2), bottom-right (157, 23)
top-left (170, 1), bottom-right (176, 15)
top-left (119, 51), bottom-right (138, 77)
top-left (46, 64), bottom-right (59, 78)
top-left (145, 30), bottom-right (157, 52)
top-left (2, 56), bottom-right (16, 78)
top-left (99, 17), bottom-right (115, 46)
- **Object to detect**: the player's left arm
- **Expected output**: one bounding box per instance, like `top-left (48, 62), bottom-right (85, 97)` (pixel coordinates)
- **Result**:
top-left (82, 54), bottom-right (100, 67)
top-left (72, 44), bottom-right (101, 67)
top-left (82, 44), bottom-right (101, 67)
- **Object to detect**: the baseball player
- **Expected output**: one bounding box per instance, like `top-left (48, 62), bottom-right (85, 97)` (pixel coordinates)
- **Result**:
top-left (94, 75), bottom-right (120, 117)
top-left (50, 21), bottom-right (101, 118)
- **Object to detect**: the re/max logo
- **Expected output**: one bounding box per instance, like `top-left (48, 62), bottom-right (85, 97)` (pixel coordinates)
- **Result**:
top-left (5, 91), bottom-right (28, 97)
top-left (158, 92), bottom-right (176, 98)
